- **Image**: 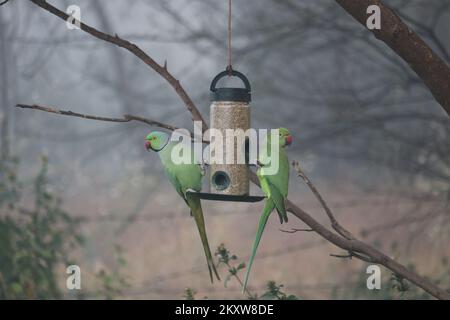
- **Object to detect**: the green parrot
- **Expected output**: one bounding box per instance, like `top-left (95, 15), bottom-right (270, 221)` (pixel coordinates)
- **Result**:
top-left (145, 131), bottom-right (220, 283)
top-left (243, 128), bottom-right (293, 293)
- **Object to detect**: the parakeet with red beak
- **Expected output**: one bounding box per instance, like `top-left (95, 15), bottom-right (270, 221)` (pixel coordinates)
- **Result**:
top-left (145, 131), bottom-right (220, 283)
top-left (243, 128), bottom-right (293, 292)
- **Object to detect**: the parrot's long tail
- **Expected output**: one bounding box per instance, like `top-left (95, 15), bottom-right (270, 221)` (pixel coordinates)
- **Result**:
top-left (186, 194), bottom-right (221, 283)
top-left (242, 200), bottom-right (275, 294)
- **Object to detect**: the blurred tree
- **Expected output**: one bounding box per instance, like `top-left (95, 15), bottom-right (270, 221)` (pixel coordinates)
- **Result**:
top-left (0, 154), bottom-right (83, 299)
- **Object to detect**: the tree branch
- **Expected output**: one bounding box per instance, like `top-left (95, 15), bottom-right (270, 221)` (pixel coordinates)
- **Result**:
top-left (292, 160), bottom-right (355, 240)
top-left (27, 0), bottom-right (208, 130)
top-left (279, 228), bottom-right (314, 234)
top-left (330, 251), bottom-right (374, 263)
top-left (15, 104), bottom-right (180, 132)
top-left (335, 0), bottom-right (450, 116)
top-left (395, 10), bottom-right (450, 63)
top-left (16, 0), bottom-right (450, 300)
top-left (285, 199), bottom-right (450, 299)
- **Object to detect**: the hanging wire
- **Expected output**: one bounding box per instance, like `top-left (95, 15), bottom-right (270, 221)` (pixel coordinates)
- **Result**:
top-left (227, 0), bottom-right (233, 75)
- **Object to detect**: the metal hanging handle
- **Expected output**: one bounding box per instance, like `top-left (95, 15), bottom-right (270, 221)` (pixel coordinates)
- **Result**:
top-left (210, 69), bottom-right (251, 93)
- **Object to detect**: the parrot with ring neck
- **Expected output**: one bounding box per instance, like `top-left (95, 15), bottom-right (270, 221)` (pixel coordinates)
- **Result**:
top-left (145, 131), bottom-right (220, 283)
top-left (242, 128), bottom-right (293, 293)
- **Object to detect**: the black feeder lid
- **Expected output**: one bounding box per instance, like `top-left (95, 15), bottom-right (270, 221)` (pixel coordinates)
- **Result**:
top-left (210, 69), bottom-right (252, 103)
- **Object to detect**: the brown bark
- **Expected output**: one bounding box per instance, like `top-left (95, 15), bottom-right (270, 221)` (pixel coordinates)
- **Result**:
top-left (335, 0), bottom-right (450, 116)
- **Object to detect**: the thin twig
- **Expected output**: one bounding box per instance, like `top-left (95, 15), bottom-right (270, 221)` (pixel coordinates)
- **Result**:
top-left (16, 103), bottom-right (177, 130)
top-left (15, 104), bottom-right (202, 141)
top-left (292, 160), bottom-right (355, 240)
top-left (330, 251), bottom-right (373, 263)
top-left (280, 228), bottom-right (314, 234)
top-left (0, 0), bottom-right (10, 6)
top-left (330, 253), bottom-right (353, 259)
top-left (224, 262), bottom-right (254, 298)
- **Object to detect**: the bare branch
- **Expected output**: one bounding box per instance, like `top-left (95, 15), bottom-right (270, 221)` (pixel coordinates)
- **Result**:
top-left (292, 160), bottom-right (355, 240)
top-left (0, 0), bottom-right (10, 6)
top-left (335, 0), bottom-right (450, 116)
top-left (330, 253), bottom-right (353, 259)
top-left (280, 228), bottom-right (314, 234)
top-left (15, 104), bottom-right (180, 132)
top-left (330, 251), bottom-right (373, 263)
top-left (396, 10), bottom-right (450, 63)
top-left (285, 199), bottom-right (450, 299)
top-left (27, 0), bottom-right (208, 130)
top-left (251, 163), bottom-right (449, 299)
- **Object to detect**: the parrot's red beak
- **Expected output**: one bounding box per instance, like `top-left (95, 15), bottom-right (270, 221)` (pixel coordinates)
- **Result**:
top-left (285, 135), bottom-right (293, 146)
top-left (145, 140), bottom-right (152, 151)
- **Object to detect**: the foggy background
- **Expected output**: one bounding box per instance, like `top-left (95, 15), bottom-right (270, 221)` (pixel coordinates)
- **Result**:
top-left (0, 0), bottom-right (449, 299)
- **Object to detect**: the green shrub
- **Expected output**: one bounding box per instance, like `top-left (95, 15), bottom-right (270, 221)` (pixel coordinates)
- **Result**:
top-left (0, 155), bottom-right (83, 299)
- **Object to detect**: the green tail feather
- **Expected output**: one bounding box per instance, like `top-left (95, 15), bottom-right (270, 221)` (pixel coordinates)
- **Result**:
top-left (242, 200), bottom-right (275, 294)
top-left (186, 193), bottom-right (220, 283)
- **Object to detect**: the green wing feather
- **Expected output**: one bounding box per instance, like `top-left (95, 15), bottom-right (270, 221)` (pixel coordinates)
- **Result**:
top-left (270, 184), bottom-right (288, 224)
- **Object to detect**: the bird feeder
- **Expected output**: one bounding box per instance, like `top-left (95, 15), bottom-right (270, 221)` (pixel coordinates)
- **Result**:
top-left (188, 69), bottom-right (264, 203)
top-left (210, 69), bottom-right (251, 195)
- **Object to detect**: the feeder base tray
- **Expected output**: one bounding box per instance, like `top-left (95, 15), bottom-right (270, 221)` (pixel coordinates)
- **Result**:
top-left (186, 191), bottom-right (265, 203)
